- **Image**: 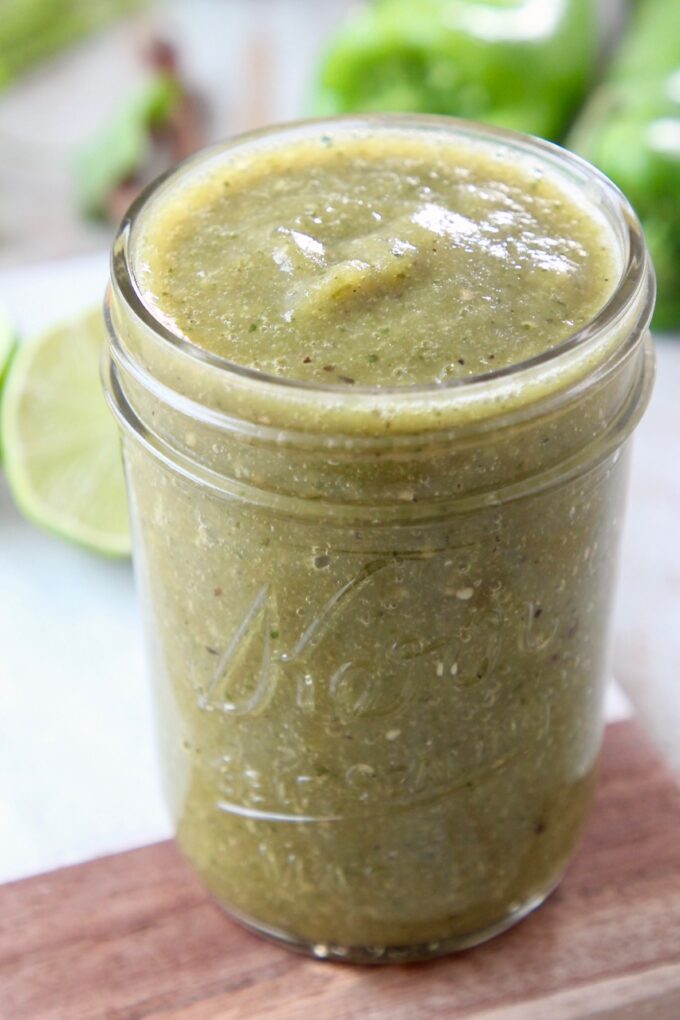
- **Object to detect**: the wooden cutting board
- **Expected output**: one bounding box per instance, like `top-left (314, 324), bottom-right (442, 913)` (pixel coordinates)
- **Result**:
top-left (2, 721), bottom-right (680, 1020)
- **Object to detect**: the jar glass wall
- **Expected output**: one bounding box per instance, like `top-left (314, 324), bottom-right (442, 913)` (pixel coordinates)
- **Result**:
top-left (104, 116), bottom-right (655, 963)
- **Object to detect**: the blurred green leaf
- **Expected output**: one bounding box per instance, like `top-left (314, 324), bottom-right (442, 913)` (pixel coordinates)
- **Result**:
top-left (74, 73), bottom-right (181, 219)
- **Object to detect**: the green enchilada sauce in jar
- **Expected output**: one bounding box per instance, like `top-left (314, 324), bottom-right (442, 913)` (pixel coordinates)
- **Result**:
top-left (106, 118), bottom-right (654, 961)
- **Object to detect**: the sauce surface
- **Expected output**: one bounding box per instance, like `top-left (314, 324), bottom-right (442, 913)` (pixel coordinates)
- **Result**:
top-left (136, 132), bottom-right (618, 387)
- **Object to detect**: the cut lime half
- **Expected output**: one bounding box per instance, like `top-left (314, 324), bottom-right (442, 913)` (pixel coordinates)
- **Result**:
top-left (1, 308), bottom-right (131, 556)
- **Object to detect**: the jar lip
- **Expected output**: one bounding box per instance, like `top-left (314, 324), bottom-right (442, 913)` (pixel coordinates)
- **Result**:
top-left (113, 113), bottom-right (652, 404)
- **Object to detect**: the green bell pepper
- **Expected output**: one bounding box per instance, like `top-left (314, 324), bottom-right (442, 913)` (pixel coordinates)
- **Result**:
top-left (570, 0), bottom-right (680, 331)
top-left (311, 0), bottom-right (598, 142)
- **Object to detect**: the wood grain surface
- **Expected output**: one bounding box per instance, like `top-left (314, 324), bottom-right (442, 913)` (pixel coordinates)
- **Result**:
top-left (2, 721), bottom-right (679, 1020)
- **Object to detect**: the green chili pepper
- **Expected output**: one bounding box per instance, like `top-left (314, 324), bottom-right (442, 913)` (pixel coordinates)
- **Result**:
top-left (0, 0), bottom-right (144, 90)
top-left (311, 0), bottom-right (598, 142)
top-left (570, 0), bottom-right (680, 331)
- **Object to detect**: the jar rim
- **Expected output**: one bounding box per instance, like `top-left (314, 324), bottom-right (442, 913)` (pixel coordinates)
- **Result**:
top-left (112, 113), bottom-right (653, 412)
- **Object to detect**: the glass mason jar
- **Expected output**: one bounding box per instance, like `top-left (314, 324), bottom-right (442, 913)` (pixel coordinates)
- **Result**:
top-left (104, 116), bottom-right (655, 963)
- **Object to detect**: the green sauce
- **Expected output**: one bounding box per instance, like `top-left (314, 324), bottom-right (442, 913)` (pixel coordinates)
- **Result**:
top-left (110, 120), bottom-right (652, 960)
top-left (137, 133), bottom-right (617, 387)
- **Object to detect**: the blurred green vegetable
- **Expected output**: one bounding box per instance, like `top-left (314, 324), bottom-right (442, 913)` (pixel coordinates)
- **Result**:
top-left (74, 72), bottom-right (182, 218)
top-left (311, 0), bottom-right (598, 141)
top-left (0, 0), bottom-right (144, 90)
top-left (570, 0), bottom-right (680, 330)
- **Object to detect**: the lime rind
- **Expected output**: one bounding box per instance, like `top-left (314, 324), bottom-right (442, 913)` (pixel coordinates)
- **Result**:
top-left (0, 309), bottom-right (17, 390)
top-left (0, 309), bottom-right (18, 464)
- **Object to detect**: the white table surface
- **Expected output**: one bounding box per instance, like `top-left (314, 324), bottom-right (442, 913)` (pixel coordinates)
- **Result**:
top-left (0, 253), bottom-right (676, 886)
